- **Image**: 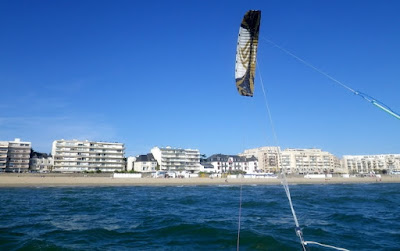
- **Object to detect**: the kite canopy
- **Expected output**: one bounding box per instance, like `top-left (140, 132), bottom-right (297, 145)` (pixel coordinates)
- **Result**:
top-left (235, 10), bottom-right (261, 97)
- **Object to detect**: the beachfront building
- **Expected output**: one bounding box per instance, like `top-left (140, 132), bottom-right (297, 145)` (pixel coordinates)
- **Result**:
top-left (200, 161), bottom-right (215, 173)
top-left (206, 154), bottom-right (258, 174)
top-left (151, 146), bottom-right (201, 173)
top-left (52, 139), bottom-right (125, 172)
top-left (342, 154), bottom-right (400, 174)
top-left (29, 152), bottom-right (53, 172)
top-left (0, 142), bottom-right (7, 171)
top-left (281, 148), bottom-right (342, 174)
top-left (0, 138), bottom-right (32, 173)
top-left (240, 146), bottom-right (281, 173)
top-left (126, 154), bottom-right (157, 172)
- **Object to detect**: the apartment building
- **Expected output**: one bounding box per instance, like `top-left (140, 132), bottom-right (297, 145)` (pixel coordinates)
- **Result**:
top-left (151, 146), bottom-right (201, 172)
top-left (0, 138), bottom-right (31, 172)
top-left (240, 146), bottom-right (281, 172)
top-left (281, 148), bottom-right (342, 174)
top-left (206, 154), bottom-right (258, 173)
top-left (240, 147), bottom-right (342, 174)
top-left (52, 139), bottom-right (125, 172)
top-left (343, 154), bottom-right (400, 174)
top-left (0, 141), bottom-right (7, 171)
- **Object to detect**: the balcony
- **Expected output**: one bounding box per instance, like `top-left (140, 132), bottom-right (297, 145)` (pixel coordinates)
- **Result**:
top-left (9, 144), bottom-right (31, 148)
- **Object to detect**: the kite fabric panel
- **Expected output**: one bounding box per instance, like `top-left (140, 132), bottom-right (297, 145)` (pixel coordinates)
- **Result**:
top-left (235, 10), bottom-right (261, 97)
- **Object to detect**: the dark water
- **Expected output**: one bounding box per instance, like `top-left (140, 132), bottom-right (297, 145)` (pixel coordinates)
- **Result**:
top-left (0, 184), bottom-right (399, 250)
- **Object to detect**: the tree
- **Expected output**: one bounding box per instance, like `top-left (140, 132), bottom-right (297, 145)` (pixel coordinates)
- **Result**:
top-left (200, 154), bottom-right (207, 163)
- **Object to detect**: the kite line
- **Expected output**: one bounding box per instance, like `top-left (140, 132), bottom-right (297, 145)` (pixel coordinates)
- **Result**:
top-left (261, 37), bottom-right (400, 121)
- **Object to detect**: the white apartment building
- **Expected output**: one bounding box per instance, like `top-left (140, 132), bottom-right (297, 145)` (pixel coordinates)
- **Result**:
top-left (240, 146), bottom-right (281, 172)
top-left (52, 139), bottom-right (125, 172)
top-left (127, 154), bottom-right (157, 172)
top-left (281, 148), bottom-right (342, 174)
top-left (151, 146), bottom-right (201, 172)
top-left (241, 147), bottom-right (342, 174)
top-left (0, 141), bottom-right (8, 171)
top-left (206, 154), bottom-right (258, 173)
top-left (343, 154), bottom-right (400, 174)
top-left (0, 138), bottom-right (31, 172)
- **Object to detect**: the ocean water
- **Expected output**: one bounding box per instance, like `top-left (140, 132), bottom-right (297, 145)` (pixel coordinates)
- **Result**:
top-left (0, 183), bottom-right (399, 251)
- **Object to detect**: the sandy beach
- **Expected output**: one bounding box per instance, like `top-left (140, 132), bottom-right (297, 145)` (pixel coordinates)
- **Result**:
top-left (1, 174), bottom-right (400, 187)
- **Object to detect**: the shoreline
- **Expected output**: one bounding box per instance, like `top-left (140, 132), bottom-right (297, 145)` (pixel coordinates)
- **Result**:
top-left (1, 174), bottom-right (400, 187)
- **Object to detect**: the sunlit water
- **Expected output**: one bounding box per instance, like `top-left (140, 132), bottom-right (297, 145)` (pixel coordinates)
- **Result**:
top-left (1, 183), bottom-right (399, 250)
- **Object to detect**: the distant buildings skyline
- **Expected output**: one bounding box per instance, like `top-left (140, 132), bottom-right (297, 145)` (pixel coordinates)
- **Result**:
top-left (1, 138), bottom-right (400, 174)
top-left (240, 147), bottom-right (343, 175)
top-left (343, 154), bottom-right (400, 174)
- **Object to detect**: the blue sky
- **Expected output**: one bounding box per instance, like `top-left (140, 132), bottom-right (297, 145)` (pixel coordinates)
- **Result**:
top-left (1, 0), bottom-right (399, 157)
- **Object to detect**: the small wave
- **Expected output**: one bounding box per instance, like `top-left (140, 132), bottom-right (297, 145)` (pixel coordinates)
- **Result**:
top-left (217, 184), bottom-right (233, 187)
top-left (14, 239), bottom-right (63, 251)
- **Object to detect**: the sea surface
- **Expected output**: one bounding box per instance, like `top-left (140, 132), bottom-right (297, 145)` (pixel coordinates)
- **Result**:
top-left (0, 183), bottom-right (399, 250)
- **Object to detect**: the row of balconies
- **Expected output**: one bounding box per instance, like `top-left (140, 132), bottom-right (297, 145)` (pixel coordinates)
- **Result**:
top-left (161, 158), bottom-right (190, 163)
top-left (7, 150), bottom-right (30, 153)
top-left (54, 159), bottom-right (123, 164)
top-left (162, 162), bottom-right (185, 167)
top-left (8, 159), bottom-right (30, 163)
top-left (350, 166), bottom-right (388, 170)
top-left (90, 144), bottom-right (123, 148)
top-left (54, 153), bottom-right (124, 157)
top-left (161, 155), bottom-right (187, 159)
top-left (294, 161), bottom-right (333, 165)
top-left (186, 156), bottom-right (200, 160)
top-left (55, 148), bottom-right (123, 153)
top-left (56, 156), bottom-right (123, 160)
top-left (8, 144), bottom-right (31, 148)
top-left (55, 153), bottom-right (123, 158)
top-left (56, 142), bottom-right (123, 148)
top-left (185, 154), bottom-right (200, 157)
top-left (7, 154), bottom-right (30, 158)
top-left (54, 163), bottom-right (124, 167)
top-left (6, 163), bottom-right (29, 167)
top-left (294, 164), bottom-right (332, 168)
